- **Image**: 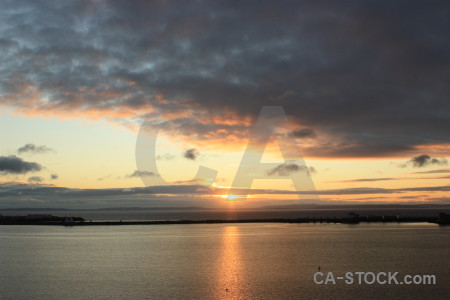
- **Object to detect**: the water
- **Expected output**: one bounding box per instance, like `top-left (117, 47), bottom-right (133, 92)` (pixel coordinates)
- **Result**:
top-left (0, 223), bottom-right (448, 299)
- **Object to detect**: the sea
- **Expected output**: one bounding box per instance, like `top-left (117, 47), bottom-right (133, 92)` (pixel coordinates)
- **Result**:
top-left (0, 209), bottom-right (449, 299)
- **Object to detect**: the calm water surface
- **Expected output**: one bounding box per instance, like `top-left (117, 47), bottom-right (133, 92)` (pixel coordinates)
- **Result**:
top-left (0, 223), bottom-right (448, 299)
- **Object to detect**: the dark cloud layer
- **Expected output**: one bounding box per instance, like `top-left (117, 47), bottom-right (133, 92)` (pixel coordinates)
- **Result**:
top-left (1, 182), bottom-right (449, 209)
top-left (0, 0), bottom-right (449, 157)
top-left (0, 156), bottom-right (42, 174)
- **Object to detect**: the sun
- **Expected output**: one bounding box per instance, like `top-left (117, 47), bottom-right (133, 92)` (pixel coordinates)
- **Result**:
top-left (219, 194), bottom-right (246, 201)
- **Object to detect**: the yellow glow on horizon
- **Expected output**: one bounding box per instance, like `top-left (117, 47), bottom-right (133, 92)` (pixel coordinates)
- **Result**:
top-left (219, 194), bottom-right (247, 201)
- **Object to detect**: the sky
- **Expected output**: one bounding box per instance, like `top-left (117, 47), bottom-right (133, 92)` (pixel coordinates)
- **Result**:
top-left (0, 0), bottom-right (449, 209)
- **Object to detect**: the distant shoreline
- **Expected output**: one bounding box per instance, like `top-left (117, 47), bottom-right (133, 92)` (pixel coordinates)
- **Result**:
top-left (1, 215), bottom-right (448, 226)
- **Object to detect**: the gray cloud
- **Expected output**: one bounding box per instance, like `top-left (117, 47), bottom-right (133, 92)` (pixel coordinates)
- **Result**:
top-left (0, 182), bottom-right (216, 209)
top-left (411, 169), bottom-right (450, 174)
top-left (428, 175), bottom-right (450, 180)
top-left (183, 149), bottom-right (199, 160)
top-left (0, 156), bottom-right (42, 174)
top-left (28, 176), bottom-right (43, 183)
top-left (0, 1), bottom-right (448, 157)
top-left (97, 175), bottom-right (111, 181)
top-left (335, 175), bottom-right (450, 182)
top-left (156, 153), bottom-right (175, 161)
top-left (242, 185), bottom-right (450, 196)
top-left (289, 128), bottom-right (316, 139)
top-left (402, 154), bottom-right (448, 168)
top-left (338, 177), bottom-right (396, 182)
top-left (17, 144), bottom-right (55, 155)
top-left (50, 174), bottom-right (58, 180)
top-left (0, 183), bottom-right (209, 201)
top-left (126, 170), bottom-right (156, 178)
top-left (267, 163), bottom-right (315, 176)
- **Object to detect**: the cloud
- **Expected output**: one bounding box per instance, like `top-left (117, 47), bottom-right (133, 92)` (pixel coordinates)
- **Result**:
top-left (411, 169), bottom-right (450, 174)
top-left (0, 182), bottom-right (216, 209)
top-left (1, 182), bottom-right (450, 210)
top-left (0, 156), bottom-right (42, 174)
top-left (401, 154), bottom-right (448, 168)
top-left (289, 128), bottom-right (316, 139)
top-left (0, 1), bottom-right (448, 158)
top-left (50, 174), bottom-right (58, 180)
top-left (126, 170), bottom-right (157, 178)
top-left (97, 175), bottom-right (112, 181)
top-left (240, 185), bottom-right (450, 196)
top-left (0, 183), bottom-right (210, 200)
top-left (427, 175), bottom-right (450, 180)
top-left (267, 163), bottom-right (315, 176)
top-left (338, 177), bottom-right (396, 182)
top-left (17, 144), bottom-right (55, 155)
top-left (335, 175), bottom-right (450, 182)
top-left (183, 149), bottom-right (199, 160)
top-left (156, 153), bottom-right (175, 161)
top-left (28, 176), bottom-right (43, 183)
